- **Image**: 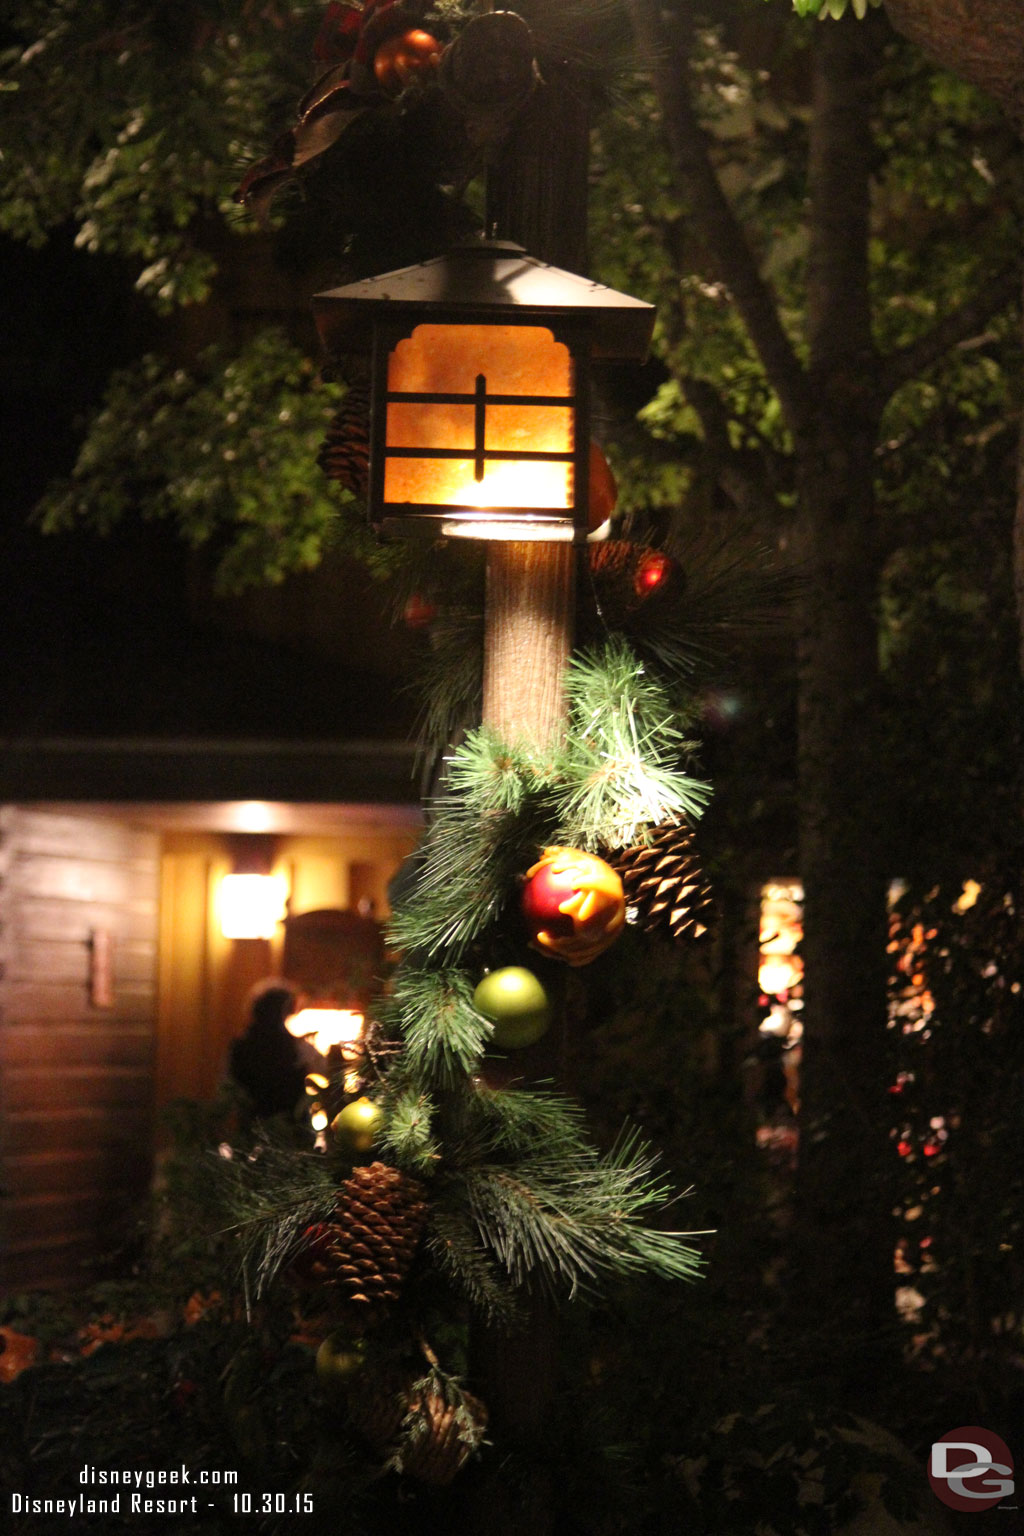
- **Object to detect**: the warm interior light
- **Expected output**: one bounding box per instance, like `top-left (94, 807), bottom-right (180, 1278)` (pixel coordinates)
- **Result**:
top-left (384, 323), bottom-right (575, 513)
top-left (758, 953), bottom-right (803, 997)
top-left (285, 1006), bottom-right (365, 1058)
top-left (219, 873), bottom-right (288, 940)
top-left (953, 878), bottom-right (981, 913)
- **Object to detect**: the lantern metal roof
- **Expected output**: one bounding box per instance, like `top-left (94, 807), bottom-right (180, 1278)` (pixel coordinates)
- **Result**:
top-left (313, 239), bottom-right (655, 361)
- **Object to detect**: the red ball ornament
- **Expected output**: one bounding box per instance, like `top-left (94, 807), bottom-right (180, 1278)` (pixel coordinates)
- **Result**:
top-left (288, 1223), bottom-right (337, 1287)
top-left (633, 549), bottom-right (677, 599)
top-left (520, 846), bottom-right (626, 967)
top-left (588, 441), bottom-right (618, 533)
top-left (373, 28), bottom-right (442, 95)
top-left (403, 593), bottom-right (437, 628)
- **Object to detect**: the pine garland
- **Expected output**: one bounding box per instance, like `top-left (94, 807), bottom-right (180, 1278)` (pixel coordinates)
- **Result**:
top-left (186, 539), bottom-right (780, 1482)
top-left (207, 631), bottom-right (713, 1312)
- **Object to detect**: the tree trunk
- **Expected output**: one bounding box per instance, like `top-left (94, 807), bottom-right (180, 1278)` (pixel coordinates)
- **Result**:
top-left (627, 0), bottom-right (897, 1362)
top-left (791, 15), bottom-right (894, 1362)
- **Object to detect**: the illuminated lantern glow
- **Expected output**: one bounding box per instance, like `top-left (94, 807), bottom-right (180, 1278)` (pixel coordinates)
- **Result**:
top-left (286, 1005), bottom-right (365, 1058)
top-left (312, 240), bottom-right (654, 543)
top-left (383, 320), bottom-right (574, 531)
top-left (219, 873), bottom-right (288, 940)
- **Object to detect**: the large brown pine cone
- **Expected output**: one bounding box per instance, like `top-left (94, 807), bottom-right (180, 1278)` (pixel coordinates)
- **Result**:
top-left (290, 1162), bottom-right (427, 1317)
top-left (609, 819), bottom-right (714, 942)
top-left (400, 1386), bottom-right (488, 1486)
top-left (318, 380), bottom-right (370, 498)
top-left (329, 1162), bottom-right (428, 1309)
top-left (349, 1367), bottom-right (488, 1486)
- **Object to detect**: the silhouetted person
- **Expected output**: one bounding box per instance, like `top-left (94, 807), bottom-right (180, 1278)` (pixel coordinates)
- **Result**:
top-left (229, 981), bottom-right (305, 1118)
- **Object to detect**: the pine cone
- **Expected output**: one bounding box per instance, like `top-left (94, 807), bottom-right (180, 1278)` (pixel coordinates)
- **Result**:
top-left (318, 380), bottom-right (371, 498)
top-left (609, 819), bottom-right (714, 942)
top-left (349, 1369), bottom-right (488, 1486)
top-left (329, 1162), bottom-right (428, 1312)
top-left (400, 1386), bottom-right (488, 1486)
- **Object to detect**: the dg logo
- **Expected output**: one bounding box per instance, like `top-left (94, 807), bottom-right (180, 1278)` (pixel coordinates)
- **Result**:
top-left (929, 1426), bottom-right (1015, 1513)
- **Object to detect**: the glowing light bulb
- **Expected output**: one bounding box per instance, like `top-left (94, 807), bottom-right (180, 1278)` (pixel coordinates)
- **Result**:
top-left (219, 873), bottom-right (288, 939)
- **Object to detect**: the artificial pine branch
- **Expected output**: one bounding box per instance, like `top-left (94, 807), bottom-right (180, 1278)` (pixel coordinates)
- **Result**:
top-left (211, 1141), bottom-right (341, 1298)
top-left (377, 1085), bottom-right (442, 1175)
top-left (443, 725), bottom-right (553, 817)
top-left (386, 777), bottom-right (546, 962)
top-left (460, 1084), bottom-right (594, 1163)
top-left (425, 1206), bottom-right (523, 1327)
top-left (609, 529), bottom-right (796, 689)
top-left (557, 638), bottom-right (711, 849)
top-left (454, 1128), bottom-right (704, 1298)
top-left (410, 606), bottom-right (484, 766)
top-left (393, 966), bottom-right (492, 1083)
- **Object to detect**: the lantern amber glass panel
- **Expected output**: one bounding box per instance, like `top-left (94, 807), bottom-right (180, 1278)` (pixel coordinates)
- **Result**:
top-left (383, 323), bottom-right (575, 514)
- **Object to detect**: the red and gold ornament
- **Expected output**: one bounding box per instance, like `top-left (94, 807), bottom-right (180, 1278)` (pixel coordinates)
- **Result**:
top-left (373, 27), bottom-right (442, 95)
top-left (520, 846), bottom-right (626, 967)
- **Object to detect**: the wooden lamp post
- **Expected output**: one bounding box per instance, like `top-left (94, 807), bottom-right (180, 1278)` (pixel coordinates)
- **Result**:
top-left (312, 240), bottom-right (653, 745)
top-left (314, 239), bottom-right (653, 1522)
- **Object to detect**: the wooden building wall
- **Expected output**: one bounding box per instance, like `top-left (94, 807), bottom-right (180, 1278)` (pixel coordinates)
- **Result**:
top-left (0, 808), bottom-right (160, 1291)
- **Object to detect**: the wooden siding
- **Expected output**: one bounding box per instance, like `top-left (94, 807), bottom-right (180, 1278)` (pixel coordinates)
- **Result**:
top-left (0, 808), bottom-right (160, 1291)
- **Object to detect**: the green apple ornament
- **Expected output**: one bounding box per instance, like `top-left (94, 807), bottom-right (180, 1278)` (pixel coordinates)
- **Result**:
top-left (331, 1096), bottom-right (383, 1155)
top-left (473, 966), bottom-right (551, 1049)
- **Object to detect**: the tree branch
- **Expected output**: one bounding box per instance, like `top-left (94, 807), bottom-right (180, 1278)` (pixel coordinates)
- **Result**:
top-left (876, 266), bottom-right (1020, 400)
top-left (625, 0), bottom-right (812, 437)
top-left (685, 375), bottom-right (791, 522)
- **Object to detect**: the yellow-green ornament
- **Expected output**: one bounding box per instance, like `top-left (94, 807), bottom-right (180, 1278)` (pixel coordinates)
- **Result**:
top-left (331, 1096), bottom-right (383, 1155)
top-left (473, 966), bottom-right (551, 1049)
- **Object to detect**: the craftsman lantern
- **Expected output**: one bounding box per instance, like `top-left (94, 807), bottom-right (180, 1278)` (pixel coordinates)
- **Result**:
top-left (313, 240), bottom-right (654, 541)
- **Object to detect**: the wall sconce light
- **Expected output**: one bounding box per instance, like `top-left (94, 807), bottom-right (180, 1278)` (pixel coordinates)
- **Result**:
top-left (313, 239), bottom-right (654, 543)
top-left (219, 872), bottom-right (288, 940)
